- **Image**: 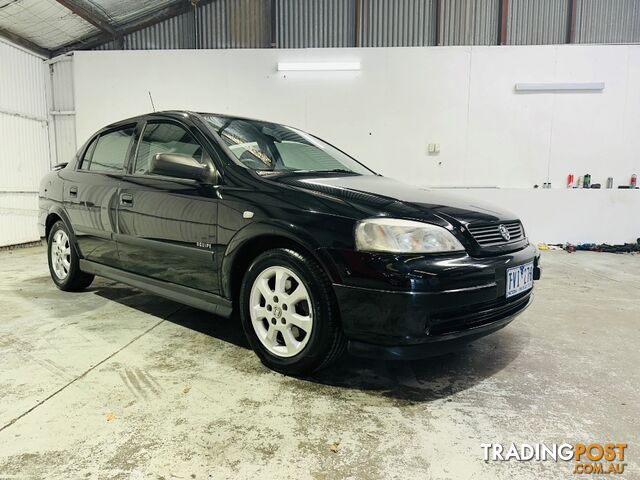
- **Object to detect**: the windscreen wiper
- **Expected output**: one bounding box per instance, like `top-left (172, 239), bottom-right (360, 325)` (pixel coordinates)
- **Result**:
top-left (317, 169), bottom-right (360, 174)
top-left (291, 168), bottom-right (358, 174)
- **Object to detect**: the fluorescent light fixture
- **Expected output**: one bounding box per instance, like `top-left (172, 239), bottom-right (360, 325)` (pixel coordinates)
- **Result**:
top-left (515, 82), bottom-right (605, 92)
top-left (278, 62), bottom-right (361, 72)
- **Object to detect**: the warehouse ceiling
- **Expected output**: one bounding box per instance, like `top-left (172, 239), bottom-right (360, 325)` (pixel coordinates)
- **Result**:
top-left (0, 0), bottom-right (193, 56)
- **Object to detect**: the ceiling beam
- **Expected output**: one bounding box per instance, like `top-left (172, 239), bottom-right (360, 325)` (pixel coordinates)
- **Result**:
top-left (0, 26), bottom-right (51, 57)
top-left (52, 0), bottom-right (214, 56)
top-left (54, 0), bottom-right (117, 36)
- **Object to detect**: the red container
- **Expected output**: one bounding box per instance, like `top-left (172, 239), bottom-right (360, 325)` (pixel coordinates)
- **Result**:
top-left (567, 174), bottom-right (574, 188)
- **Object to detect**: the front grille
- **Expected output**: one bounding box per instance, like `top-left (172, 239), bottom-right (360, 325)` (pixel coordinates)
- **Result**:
top-left (428, 291), bottom-right (531, 336)
top-left (467, 221), bottom-right (524, 247)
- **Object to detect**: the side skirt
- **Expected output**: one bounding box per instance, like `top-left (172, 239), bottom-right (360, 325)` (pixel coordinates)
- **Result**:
top-left (79, 259), bottom-right (233, 318)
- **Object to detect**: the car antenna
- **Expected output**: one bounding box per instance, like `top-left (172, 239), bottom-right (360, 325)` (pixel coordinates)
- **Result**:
top-left (148, 91), bottom-right (156, 112)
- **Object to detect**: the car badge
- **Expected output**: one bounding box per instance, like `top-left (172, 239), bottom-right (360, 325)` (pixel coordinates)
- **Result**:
top-left (498, 224), bottom-right (511, 241)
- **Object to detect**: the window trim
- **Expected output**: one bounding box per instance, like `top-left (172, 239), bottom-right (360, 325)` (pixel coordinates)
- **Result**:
top-left (77, 136), bottom-right (98, 171)
top-left (75, 123), bottom-right (137, 174)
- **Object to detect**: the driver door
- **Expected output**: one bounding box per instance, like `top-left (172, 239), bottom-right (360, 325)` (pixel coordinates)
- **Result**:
top-left (116, 120), bottom-right (221, 294)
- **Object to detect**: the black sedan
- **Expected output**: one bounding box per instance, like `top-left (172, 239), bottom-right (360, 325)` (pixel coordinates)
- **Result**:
top-left (39, 111), bottom-right (541, 375)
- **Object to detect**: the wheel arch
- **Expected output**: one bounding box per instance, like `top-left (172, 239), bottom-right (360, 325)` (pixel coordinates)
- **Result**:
top-left (45, 212), bottom-right (62, 240)
top-left (222, 223), bottom-right (340, 302)
top-left (44, 207), bottom-right (77, 249)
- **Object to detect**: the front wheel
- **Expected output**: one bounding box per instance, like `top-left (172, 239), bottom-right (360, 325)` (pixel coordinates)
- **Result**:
top-left (47, 220), bottom-right (94, 291)
top-left (239, 248), bottom-right (346, 376)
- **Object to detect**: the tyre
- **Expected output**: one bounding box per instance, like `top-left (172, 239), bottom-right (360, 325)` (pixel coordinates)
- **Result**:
top-left (239, 248), bottom-right (346, 376)
top-left (47, 220), bottom-right (94, 291)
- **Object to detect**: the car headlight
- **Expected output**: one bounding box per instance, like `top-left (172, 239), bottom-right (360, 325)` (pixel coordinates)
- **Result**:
top-left (355, 218), bottom-right (465, 253)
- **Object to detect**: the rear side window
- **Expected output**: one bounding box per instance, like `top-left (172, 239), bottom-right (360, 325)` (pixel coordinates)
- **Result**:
top-left (133, 122), bottom-right (205, 175)
top-left (81, 127), bottom-right (134, 172)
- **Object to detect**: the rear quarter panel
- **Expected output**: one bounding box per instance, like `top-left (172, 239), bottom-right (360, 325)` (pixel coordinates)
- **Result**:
top-left (38, 170), bottom-right (65, 239)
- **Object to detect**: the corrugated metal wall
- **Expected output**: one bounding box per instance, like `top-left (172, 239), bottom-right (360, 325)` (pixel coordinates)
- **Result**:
top-left (211, 0), bottom-right (271, 48)
top-left (0, 40), bottom-right (49, 247)
top-left (359, 0), bottom-right (436, 47)
top-left (508, 0), bottom-right (570, 45)
top-left (575, 0), bottom-right (640, 44)
top-left (91, 0), bottom-right (640, 50)
top-left (95, 0), bottom-right (271, 50)
top-left (440, 0), bottom-right (500, 46)
top-left (128, 12), bottom-right (196, 49)
top-left (95, 10), bottom-right (195, 49)
top-left (276, 0), bottom-right (356, 48)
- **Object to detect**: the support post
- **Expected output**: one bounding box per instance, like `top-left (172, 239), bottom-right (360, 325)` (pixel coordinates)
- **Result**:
top-left (499, 0), bottom-right (509, 45)
top-left (435, 0), bottom-right (443, 46)
top-left (567, 0), bottom-right (577, 43)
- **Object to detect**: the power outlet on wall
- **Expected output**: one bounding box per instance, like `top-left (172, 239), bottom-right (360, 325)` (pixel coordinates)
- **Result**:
top-left (428, 143), bottom-right (440, 154)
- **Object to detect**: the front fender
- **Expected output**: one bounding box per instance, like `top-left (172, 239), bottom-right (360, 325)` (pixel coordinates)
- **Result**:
top-left (220, 220), bottom-right (341, 298)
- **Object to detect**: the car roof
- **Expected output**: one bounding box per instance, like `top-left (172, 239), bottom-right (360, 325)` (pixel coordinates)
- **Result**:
top-left (102, 110), bottom-right (278, 131)
top-left (196, 111), bottom-right (277, 124)
top-left (102, 110), bottom-right (198, 130)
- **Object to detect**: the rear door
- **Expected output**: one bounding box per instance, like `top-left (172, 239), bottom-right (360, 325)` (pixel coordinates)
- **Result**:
top-left (116, 120), bottom-right (221, 294)
top-left (63, 125), bottom-right (136, 267)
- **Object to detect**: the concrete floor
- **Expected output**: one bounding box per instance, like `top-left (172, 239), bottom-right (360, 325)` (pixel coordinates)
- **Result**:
top-left (0, 246), bottom-right (638, 479)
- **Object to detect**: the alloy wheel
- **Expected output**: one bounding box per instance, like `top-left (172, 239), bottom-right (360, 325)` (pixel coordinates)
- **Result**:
top-left (249, 266), bottom-right (313, 358)
top-left (51, 229), bottom-right (71, 280)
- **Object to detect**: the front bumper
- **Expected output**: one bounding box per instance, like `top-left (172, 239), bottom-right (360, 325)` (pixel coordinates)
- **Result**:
top-left (326, 244), bottom-right (540, 359)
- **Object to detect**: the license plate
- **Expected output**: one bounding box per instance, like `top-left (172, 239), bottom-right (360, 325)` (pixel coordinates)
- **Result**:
top-left (506, 262), bottom-right (534, 298)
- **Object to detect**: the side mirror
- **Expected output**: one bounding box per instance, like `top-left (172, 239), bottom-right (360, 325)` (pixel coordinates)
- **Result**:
top-left (150, 153), bottom-right (210, 182)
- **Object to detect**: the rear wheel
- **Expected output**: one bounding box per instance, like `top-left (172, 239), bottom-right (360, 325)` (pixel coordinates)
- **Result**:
top-left (47, 220), bottom-right (94, 291)
top-left (239, 248), bottom-right (346, 376)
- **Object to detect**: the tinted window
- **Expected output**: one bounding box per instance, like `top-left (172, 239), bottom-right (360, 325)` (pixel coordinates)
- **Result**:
top-left (203, 115), bottom-right (373, 175)
top-left (84, 127), bottom-right (134, 172)
top-left (274, 141), bottom-right (346, 171)
top-left (134, 122), bottom-right (204, 175)
top-left (79, 137), bottom-right (98, 170)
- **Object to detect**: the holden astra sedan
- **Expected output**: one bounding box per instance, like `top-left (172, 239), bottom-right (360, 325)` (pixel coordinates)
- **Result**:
top-left (39, 111), bottom-right (541, 375)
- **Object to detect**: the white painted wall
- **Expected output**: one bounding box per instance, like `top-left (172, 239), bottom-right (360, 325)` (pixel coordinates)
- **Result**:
top-left (0, 40), bottom-right (49, 247)
top-left (73, 46), bottom-right (640, 244)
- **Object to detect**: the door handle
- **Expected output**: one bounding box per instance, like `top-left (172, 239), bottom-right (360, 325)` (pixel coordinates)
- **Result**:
top-left (69, 186), bottom-right (78, 197)
top-left (120, 193), bottom-right (133, 206)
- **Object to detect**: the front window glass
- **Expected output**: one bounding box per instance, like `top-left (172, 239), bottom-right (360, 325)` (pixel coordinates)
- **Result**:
top-left (203, 115), bottom-right (373, 175)
top-left (134, 122), bottom-right (205, 175)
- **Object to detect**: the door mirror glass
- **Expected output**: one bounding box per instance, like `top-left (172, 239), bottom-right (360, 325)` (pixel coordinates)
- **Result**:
top-left (150, 153), bottom-right (209, 181)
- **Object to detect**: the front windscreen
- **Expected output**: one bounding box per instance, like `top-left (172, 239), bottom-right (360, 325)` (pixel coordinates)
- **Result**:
top-left (202, 115), bottom-right (374, 175)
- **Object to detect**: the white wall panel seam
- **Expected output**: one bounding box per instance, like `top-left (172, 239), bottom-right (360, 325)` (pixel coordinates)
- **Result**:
top-left (0, 109), bottom-right (48, 123)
